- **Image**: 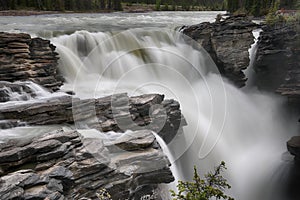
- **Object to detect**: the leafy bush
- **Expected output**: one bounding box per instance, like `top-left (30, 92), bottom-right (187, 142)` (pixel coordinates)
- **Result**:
top-left (96, 188), bottom-right (112, 200)
top-left (170, 161), bottom-right (234, 200)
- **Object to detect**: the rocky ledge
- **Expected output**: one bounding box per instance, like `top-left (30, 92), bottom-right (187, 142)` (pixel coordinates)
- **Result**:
top-left (0, 129), bottom-right (174, 200)
top-left (0, 32), bottom-right (63, 91)
top-left (0, 93), bottom-right (186, 143)
top-left (182, 15), bottom-right (258, 87)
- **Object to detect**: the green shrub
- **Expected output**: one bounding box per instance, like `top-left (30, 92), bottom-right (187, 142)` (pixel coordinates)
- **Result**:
top-left (170, 161), bottom-right (234, 200)
top-left (96, 188), bottom-right (112, 200)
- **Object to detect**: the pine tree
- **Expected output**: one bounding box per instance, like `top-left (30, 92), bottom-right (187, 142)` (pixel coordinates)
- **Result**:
top-left (252, 0), bottom-right (261, 16)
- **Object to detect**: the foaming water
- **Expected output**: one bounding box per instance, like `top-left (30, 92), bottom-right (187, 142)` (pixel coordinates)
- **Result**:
top-left (244, 29), bottom-right (262, 87)
top-left (0, 81), bottom-right (51, 102)
top-left (53, 28), bottom-right (297, 200)
top-left (0, 11), bottom-right (225, 37)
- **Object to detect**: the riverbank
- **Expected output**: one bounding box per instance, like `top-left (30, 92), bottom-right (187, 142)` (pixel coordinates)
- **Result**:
top-left (0, 9), bottom-right (115, 16)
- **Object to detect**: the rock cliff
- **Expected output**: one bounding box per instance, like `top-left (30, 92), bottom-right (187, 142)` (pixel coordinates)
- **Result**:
top-left (182, 15), bottom-right (258, 87)
top-left (254, 22), bottom-right (300, 101)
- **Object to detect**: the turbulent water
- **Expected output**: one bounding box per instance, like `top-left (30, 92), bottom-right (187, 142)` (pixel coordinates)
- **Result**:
top-left (0, 11), bottom-right (298, 200)
top-left (0, 11), bottom-right (222, 37)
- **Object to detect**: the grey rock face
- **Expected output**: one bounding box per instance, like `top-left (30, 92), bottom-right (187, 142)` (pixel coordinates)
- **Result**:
top-left (182, 15), bottom-right (258, 87)
top-left (254, 23), bottom-right (300, 100)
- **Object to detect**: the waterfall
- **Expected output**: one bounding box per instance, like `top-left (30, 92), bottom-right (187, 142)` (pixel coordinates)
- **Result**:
top-left (53, 28), bottom-right (297, 200)
top-left (244, 29), bottom-right (262, 88)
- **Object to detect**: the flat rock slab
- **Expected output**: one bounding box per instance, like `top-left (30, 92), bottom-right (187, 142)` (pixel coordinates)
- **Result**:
top-left (0, 129), bottom-right (174, 200)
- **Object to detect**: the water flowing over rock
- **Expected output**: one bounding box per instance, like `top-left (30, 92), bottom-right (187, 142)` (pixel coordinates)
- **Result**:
top-left (0, 32), bottom-right (63, 91)
top-left (0, 81), bottom-right (35, 102)
top-left (182, 15), bottom-right (258, 87)
top-left (0, 129), bottom-right (174, 200)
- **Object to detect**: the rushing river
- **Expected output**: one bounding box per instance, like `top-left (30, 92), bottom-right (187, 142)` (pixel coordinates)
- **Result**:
top-left (0, 11), bottom-right (298, 200)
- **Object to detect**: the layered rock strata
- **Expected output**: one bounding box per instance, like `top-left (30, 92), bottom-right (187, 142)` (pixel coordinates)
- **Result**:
top-left (0, 129), bottom-right (174, 200)
top-left (0, 32), bottom-right (63, 91)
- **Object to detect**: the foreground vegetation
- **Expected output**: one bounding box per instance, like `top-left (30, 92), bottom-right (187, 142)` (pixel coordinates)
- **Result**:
top-left (171, 161), bottom-right (234, 200)
top-left (95, 161), bottom-right (234, 200)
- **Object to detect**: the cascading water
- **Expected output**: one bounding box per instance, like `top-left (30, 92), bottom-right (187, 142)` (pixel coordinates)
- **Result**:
top-left (52, 28), bottom-right (297, 200)
top-left (244, 29), bottom-right (262, 88)
top-left (0, 81), bottom-right (51, 102)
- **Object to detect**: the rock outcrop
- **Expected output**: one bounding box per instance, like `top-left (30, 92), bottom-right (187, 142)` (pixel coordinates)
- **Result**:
top-left (0, 32), bottom-right (63, 91)
top-left (0, 93), bottom-right (186, 143)
top-left (254, 22), bottom-right (300, 101)
top-left (287, 136), bottom-right (300, 162)
top-left (0, 129), bottom-right (174, 200)
top-left (182, 15), bottom-right (258, 87)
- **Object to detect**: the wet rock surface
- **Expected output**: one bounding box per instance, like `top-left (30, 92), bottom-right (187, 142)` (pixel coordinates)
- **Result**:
top-left (0, 129), bottom-right (174, 200)
top-left (182, 15), bottom-right (258, 87)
